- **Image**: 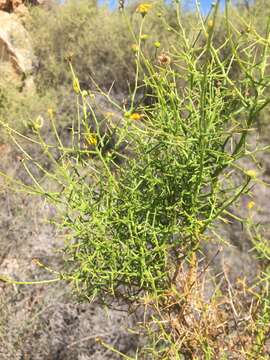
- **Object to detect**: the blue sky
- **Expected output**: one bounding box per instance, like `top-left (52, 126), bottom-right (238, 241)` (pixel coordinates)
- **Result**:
top-left (200, 0), bottom-right (221, 13)
top-left (199, 0), bottom-right (225, 13)
top-left (100, 0), bottom-right (226, 15)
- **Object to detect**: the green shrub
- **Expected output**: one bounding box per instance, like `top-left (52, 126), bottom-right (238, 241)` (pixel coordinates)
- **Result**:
top-left (1, 2), bottom-right (270, 305)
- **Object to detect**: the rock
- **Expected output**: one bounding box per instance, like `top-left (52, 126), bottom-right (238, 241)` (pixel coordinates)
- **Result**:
top-left (0, 0), bottom-right (11, 11)
top-left (0, 10), bottom-right (35, 91)
top-left (0, 0), bottom-right (10, 11)
top-left (12, 0), bottom-right (23, 9)
top-left (0, 0), bottom-right (27, 13)
top-left (0, 0), bottom-right (41, 13)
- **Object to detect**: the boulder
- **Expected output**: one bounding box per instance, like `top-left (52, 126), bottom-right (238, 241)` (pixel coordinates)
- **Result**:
top-left (0, 0), bottom-right (11, 11)
top-left (0, 0), bottom-right (41, 13)
top-left (0, 10), bottom-right (35, 91)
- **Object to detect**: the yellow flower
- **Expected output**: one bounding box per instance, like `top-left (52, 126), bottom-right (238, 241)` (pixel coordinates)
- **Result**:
top-left (246, 170), bottom-right (257, 178)
top-left (136, 3), bottom-right (152, 16)
top-left (129, 113), bottom-right (142, 121)
top-left (81, 90), bottom-right (88, 97)
top-left (154, 41), bottom-right (161, 48)
top-left (85, 132), bottom-right (97, 146)
top-left (131, 43), bottom-right (139, 52)
top-left (73, 78), bottom-right (80, 94)
top-left (47, 108), bottom-right (54, 117)
top-left (208, 20), bottom-right (214, 29)
top-left (140, 34), bottom-right (150, 41)
top-left (95, 337), bottom-right (103, 344)
top-left (247, 201), bottom-right (255, 210)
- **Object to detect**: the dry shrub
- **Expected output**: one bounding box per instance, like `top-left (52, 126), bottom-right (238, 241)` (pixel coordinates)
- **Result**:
top-left (138, 253), bottom-right (270, 359)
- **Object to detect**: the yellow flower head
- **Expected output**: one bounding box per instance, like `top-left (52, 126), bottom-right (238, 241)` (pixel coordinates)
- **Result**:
top-left (140, 34), bottom-right (150, 41)
top-left (81, 90), bottom-right (88, 98)
top-left (246, 169), bottom-right (257, 178)
top-left (85, 132), bottom-right (97, 146)
top-left (247, 201), bottom-right (255, 210)
top-left (136, 3), bottom-right (152, 16)
top-left (130, 113), bottom-right (142, 121)
top-left (47, 108), bottom-right (54, 117)
top-left (73, 78), bottom-right (81, 94)
top-left (131, 43), bottom-right (139, 52)
top-left (154, 41), bottom-right (161, 48)
top-left (208, 20), bottom-right (214, 29)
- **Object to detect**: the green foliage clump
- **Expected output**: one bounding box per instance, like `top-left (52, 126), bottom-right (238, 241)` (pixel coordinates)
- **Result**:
top-left (1, 2), bottom-right (270, 306)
